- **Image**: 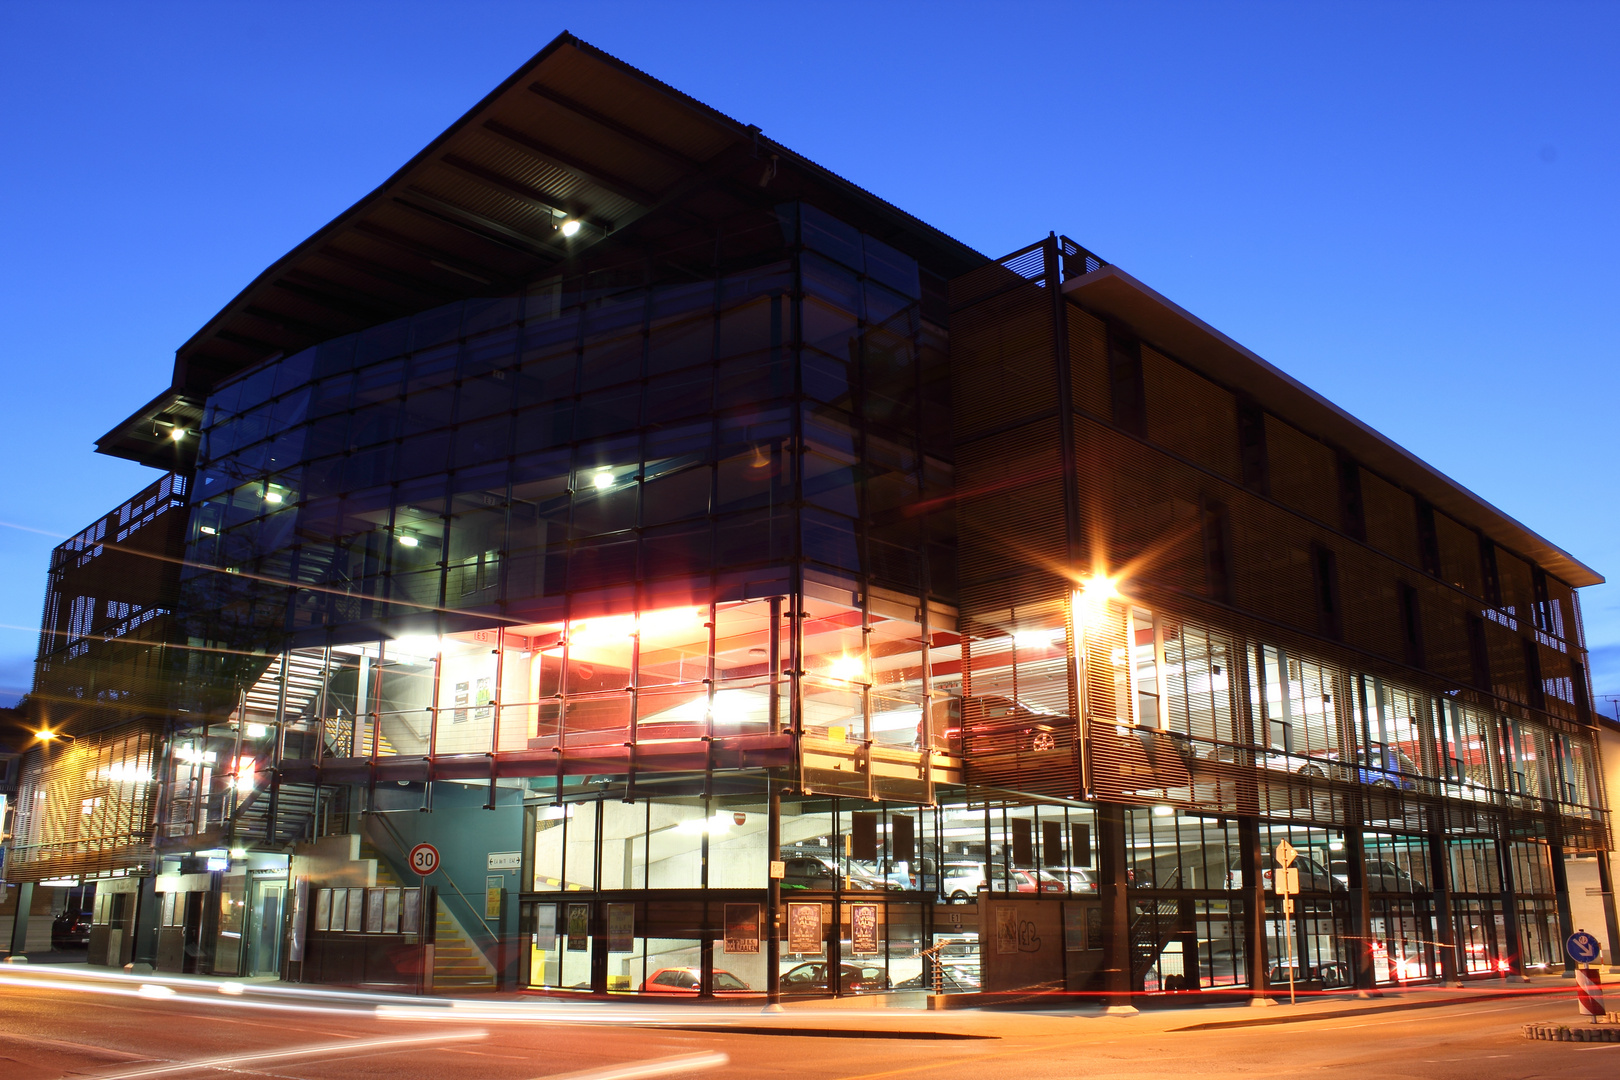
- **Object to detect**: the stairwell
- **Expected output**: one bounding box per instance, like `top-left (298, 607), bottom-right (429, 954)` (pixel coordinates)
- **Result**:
top-left (362, 840), bottom-right (497, 991)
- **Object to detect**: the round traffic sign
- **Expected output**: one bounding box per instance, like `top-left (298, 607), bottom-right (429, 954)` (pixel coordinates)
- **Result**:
top-left (408, 842), bottom-right (440, 877)
top-left (1567, 930), bottom-right (1602, 965)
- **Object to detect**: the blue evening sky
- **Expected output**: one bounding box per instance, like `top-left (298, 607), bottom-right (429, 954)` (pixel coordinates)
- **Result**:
top-left (1, 1), bottom-right (1616, 714)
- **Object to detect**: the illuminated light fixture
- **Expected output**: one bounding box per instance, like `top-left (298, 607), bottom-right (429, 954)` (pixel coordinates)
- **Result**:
top-left (35, 729), bottom-right (75, 743)
top-left (1152, 805), bottom-right (1176, 817)
top-left (390, 634), bottom-right (443, 659)
top-left (199, 526), bottom-right (217, 535)
top-left (1071, 573), bottom-right (1124, 628)
top-left (569, 606), bottom-right (701, 643)
top-left (593, 470), bottom-right (614, 491)
top-left (264, 490), bottom-right (283, 505)
top-left (229, 848), bottom-right (247, 859)
top-left (245, 722), bottom-right (269, 739)
top-left (559, 219), bottom-right (582, 238)
top-left (826, 653), bottom-right (866, 683)
top-left (170, 427), bottom-right (187, 442)
top-left (397, 530), bottom-right (420, 547)
top-left (1012, 629), bottom-right (1064, 650)
top-left (1328, 840), bottom-right (1345, 851)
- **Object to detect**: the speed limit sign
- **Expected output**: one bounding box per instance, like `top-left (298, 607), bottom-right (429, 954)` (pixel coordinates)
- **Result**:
top-left (408, 843), bottom-right (440, 877)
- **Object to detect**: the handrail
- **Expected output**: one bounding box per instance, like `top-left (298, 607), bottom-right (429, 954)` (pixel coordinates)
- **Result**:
top-left (368, 812), bottom-right (498, 938)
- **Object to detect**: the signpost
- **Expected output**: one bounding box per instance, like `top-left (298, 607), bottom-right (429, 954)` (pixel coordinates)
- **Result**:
top-left (1568, 930), bottom-right (1605, 1020)
top-left (408, 843), bottom-right (440, 877)
top-left (1275, 841), bottom-right (1299, 1005)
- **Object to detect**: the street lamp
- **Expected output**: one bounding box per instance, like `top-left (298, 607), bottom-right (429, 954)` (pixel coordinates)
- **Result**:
top-left (34, 729), bottom-right (76, 743)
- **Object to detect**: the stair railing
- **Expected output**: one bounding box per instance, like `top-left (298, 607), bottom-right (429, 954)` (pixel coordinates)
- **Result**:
top-left (367, 812), bottom-right (499, 939)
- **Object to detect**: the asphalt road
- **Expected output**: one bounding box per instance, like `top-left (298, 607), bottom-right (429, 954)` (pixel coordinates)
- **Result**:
top-left (0, 968), bottom-right (1613, 1080)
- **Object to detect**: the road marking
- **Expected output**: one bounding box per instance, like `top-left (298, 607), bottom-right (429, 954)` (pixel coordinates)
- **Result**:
top-left (0, 1030), bottom-right (147, 1060)
top-left (529, 1051), bottom-right (730, 1080)
top-left (82, 1028), bottom-right (487, 1079)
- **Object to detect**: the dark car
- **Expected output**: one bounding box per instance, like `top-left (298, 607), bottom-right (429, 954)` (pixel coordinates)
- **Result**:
top-left (1329, 858), bottom-right (1426, 892)
top-left (1225, 851), bottom-right (1344, 892)
top-left (52, 910), bottom-right (92, 949)
top-left (781, 960), bottom-right (891, 994)
top-left (780, 855), bottom-right (888, 892)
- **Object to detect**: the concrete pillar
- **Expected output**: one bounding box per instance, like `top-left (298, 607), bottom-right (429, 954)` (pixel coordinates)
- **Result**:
top-left (1097, 802), bottom-right (1136, 1013)
top-left (1550, 837), bottom-right (1575, 976)
top-left (1427, 827), bottom-right (1462, 986)
top-left (1344, 825), bottom-right (1376, 992)
top-left (7, 882), bottom-right (34, 957)
top-left (1238, 816), bottom-right (1271, 1003)
top-left (1495, 824), bottom-right (1526, 980)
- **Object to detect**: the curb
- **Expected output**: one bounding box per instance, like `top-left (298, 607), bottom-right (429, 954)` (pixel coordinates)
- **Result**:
top-left (1172, 991), bottom-right (1524, 1032)
top-left (1524, 1021), bottom-right (1620, 1042)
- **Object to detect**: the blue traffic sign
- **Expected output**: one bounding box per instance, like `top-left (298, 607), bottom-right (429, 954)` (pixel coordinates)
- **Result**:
top-left (1566, 930), bottom-right (1602, 965)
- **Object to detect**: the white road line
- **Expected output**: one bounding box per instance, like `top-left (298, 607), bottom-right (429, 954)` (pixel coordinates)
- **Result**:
top-left (83, 1028), bottom-right (488, 1080)
top-left (529, 1052), bottom-right (731, 1080)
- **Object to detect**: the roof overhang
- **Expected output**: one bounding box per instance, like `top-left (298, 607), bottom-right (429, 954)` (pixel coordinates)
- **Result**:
top-left (96, 32), bottom-right (984, 467)
top-left (1063, 265), bottom-right (1602, 588)
top-left (95, 387), bottom-right (204, 469)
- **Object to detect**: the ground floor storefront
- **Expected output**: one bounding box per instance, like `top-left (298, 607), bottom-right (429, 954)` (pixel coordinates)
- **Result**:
top-left (254, 772), bottom-right (1611, 1000)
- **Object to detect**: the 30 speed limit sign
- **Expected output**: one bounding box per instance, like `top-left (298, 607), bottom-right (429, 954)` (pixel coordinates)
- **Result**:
top-left (408, 843), bottom-right (440, 876)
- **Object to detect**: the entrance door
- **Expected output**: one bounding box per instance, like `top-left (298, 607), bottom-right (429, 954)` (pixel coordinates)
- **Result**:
top-left (248, 883), bottom-right (285, 976)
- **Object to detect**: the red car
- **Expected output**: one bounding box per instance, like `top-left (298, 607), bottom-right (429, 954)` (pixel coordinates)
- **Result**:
top-left (639, 967), bottom-right (750, 993)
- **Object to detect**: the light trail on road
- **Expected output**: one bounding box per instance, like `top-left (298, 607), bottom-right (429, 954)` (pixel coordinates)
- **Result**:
top-left (85, 1028), bottom-right (488, 1080)
top-left (533, 1052), bottom-right (730, 1080)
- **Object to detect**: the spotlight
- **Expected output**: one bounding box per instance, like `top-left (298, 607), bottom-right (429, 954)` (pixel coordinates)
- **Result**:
top-left (397, 531), bottom-right (420, 548)
top-left (170, 427), bottom-right (186, 441)
top-left (560, 219), bottom-right (582, 238)
top-left (593, 471), bottom-right (614, 491)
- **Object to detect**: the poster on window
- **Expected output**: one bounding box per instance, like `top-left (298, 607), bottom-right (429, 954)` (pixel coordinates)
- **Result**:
top-left (475, 676), bottom-right (492, 722)
top-left (787, 902), bottom-right (823, 955)
top-left (607, 903), bottom-right (635, 953)
top-left (566, 903), bottom-right (589, 950)
top-left (851, 903), bottom-right (879, 956)
top-left (1064, 904), bottom-right (1101, 952)
top-left (723, 903), bottom-right (760, 954)
top-left (453, 681), bottom-right (469, 723)
top-left (534, 904), bottom-right (557, 951)
top-left (288, 878), bottom-right (308, 961)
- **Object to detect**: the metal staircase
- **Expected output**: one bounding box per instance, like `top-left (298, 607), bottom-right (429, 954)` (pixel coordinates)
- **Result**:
top-left (1129, 867), bottom-right (1185, 988)
top-left (361, 839), bottom-right (497, 990)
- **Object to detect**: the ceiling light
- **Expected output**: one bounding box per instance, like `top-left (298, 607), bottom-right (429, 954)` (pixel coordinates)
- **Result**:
top-left (593, 471), bottom-right (614, 490)
top-left (170, 427), bottom-right (187, 441)
top-left (1012, 629), bottom-right (1063, 650)
top-left (397, 531), bottom-right (420, 547)
top-left (199, 526), bottom-right (217, 535)
top-left (264, 490), bottom-right (283, 505)
top-left (560, 219), bottom-right (582, 238)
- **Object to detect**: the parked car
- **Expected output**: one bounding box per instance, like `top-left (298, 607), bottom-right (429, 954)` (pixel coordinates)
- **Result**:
top-left (1351, 746), bottom-right (1420, 790)
top-left (1262, 745), bottom-right (1419, 792)
top-left (639, 967), bottom-right (750, 993)
top-left (781, 961), bottom-right (891, 993)
top-left (939, 863), bottom-right (1064, 900)
top-left (51, 909), bottom-right (92, 949)
top-left (1328, 858), bottom-right (1426, 892)
top-left (1045, 866), bottom-right (1101, 893)
top-left (1225, 851), bottom-right (1344, 892)
top-left (779, 855), bottom-right (887, 892)
top-left (929, 695), bottom-right (1073, 757)
top-left (1268, 960), bottom-right (1352, 989)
